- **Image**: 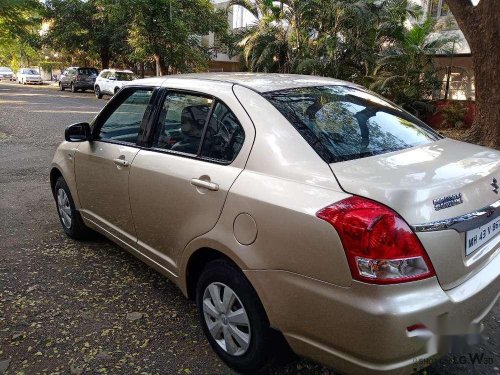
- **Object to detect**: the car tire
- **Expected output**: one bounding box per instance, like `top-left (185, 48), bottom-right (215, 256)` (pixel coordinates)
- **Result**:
top-left (54, 176), bottom-right (91, 240)
top-left (196, 259), bottom-right (291, 373)
top-left (71, 83), bottom-right (76, 93)
top-left (95, 86), bottom-right (103, 99)
top-left (59, 82), bottom-right (65, 91)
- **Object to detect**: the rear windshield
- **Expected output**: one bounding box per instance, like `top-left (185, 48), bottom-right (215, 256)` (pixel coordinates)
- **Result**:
top-left (115, 72), bottom-right (134, 81)
top-left (78, 68), bottom-right (98, 76)
top-left (263, 86), bottom-right (441, 163)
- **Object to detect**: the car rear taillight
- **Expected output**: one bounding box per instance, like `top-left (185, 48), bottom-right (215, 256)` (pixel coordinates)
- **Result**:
top-left (316, 196), bottom-right (435, 284)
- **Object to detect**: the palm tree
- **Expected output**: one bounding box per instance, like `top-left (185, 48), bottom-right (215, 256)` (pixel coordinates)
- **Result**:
top-left (294, 0), bottom-right (422, 83)
top-left (371, 19), bottom-right (455, 112)
top-left (229, 0), bottom-right (293, 73)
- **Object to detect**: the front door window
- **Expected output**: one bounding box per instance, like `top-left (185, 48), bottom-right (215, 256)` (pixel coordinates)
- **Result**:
top-left (98, 88), bottom-right (154, 144)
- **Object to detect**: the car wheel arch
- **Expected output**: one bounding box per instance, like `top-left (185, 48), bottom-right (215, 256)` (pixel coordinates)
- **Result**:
top-left (50, 167), bottom-right (64, 196)
top-left (50, 166), bottom-right (80, 209)
top-left (183, 246), bottom-right (244, 301)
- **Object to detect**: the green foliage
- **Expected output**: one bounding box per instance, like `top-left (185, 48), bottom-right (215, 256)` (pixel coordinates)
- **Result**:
top-left (43, 0), bottom-right (130, 68)
top-left (440, 101), bottom-right (468, 128)
top-left (127, 0), bottom-right (228, 74)
top-left (1, 0), bottom-right (455, 91)
top-left (0, 0), bottom-right (41, 41)
top-left (0, 0), bottom-right (42, 68)
top-left (371, 19), bottom-right (454, 112)
top-left (231, 0), bottom-right (453, 110)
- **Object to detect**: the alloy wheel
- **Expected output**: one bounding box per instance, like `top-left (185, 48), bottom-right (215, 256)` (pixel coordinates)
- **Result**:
top-left (57, 188), bottom-right (72, 228)
top-left (202, 282), bottom-right (251, 356)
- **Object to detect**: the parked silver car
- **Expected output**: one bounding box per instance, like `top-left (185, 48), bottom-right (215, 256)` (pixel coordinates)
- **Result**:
top-left (0, 67), bottom-right (15, 81)
top-left (50, 73), bottom-right (500, 374)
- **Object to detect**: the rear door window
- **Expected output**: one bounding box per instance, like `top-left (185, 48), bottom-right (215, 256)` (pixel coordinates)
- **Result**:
top-left (263, 86), bottom-right (441, 163)
top-left (200, 102), bottom-right (245, 163)
top-left (153, 92), bottom-right (213, 155)
top-left (116, 72), bottom-right (134, 81)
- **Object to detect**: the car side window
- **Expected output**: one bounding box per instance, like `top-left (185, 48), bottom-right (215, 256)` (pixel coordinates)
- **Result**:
top-left (98, 88), bottom-right (154, 144)
top-left (201, 102), bottom-right (245, 163)
top-left (101, 71), bottom-right (108, 79)
top-left (153, 92), bottom-right (213, 155)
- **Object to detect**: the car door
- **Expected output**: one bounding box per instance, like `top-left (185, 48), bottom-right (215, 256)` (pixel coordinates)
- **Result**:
top-left (129, 89), bottom-right (252, 276)
top-left (107, 72), bottom-right (116, 94)
top-left (75, 86), bottom-right (157, 249)
top-left (97, 71), bottom-right (107, 92)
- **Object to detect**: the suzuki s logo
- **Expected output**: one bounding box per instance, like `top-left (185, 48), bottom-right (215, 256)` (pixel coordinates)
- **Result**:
top-left (492, 177), bottom-right (499, 194)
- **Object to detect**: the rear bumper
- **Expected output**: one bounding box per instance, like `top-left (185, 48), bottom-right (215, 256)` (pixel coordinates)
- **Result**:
top-left (245, 251), bottom-right (499, 375)
top-left (74, 81), bottom-right (95, 89)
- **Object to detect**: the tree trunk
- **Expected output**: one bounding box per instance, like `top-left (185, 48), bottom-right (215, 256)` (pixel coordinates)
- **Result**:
top-left (139, 61), bottom-right (145, 78)
top-left (446, 0), bottom-right (500, 149)
top-left (100, 46), bottom-right (110, 69)
top-left (154, 54), bottom-right (167, 76)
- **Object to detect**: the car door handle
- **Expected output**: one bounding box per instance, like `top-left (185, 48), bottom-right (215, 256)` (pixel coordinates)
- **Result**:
top-left (191, 178), bottom-right (219, 191)
top-left (113, 158), bottom-right (130, 167)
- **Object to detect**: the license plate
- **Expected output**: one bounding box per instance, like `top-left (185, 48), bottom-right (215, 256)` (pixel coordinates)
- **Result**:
top-left (465, 216), bottom-right (500, 255)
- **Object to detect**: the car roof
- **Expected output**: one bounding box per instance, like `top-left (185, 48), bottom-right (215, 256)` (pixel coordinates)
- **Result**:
top-left (131, 73), bottom-right (360, 93)
top-left (101, 69), bottom-right (134, 73)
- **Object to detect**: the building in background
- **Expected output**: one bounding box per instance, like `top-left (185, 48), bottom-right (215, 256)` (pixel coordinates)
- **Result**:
top-left (205, 0), bottom-right (255, 72)
top-left (415, 0), bottom-right (475, 100)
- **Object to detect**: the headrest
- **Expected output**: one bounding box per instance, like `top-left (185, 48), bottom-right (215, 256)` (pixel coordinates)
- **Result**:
top-left (180, 105), bottom-right (210, 137)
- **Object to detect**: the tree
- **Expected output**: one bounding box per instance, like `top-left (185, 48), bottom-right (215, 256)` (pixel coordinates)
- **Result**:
top-left (230, 0), bottom-right (291, 72)
top-left (445, 0), bottom-right (499, 149)
top-left (0, 0), bottom-right (41, 68)
top-left (371, 19), bottom-right (454, 116)
top-left (43, 0), bottom-right (129, 69)
top-left (127, 0), bottom-right (228, 75)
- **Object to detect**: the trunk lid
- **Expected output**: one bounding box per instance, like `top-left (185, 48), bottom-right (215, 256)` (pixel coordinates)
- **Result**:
top-left (330, 138), bottom-right (500, 289)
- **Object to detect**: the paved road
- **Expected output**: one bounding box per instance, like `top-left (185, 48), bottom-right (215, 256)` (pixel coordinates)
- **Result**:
top-left (0, 82), bottom-right (498, 375)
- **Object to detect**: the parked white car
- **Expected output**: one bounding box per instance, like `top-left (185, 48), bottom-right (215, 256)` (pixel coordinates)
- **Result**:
top-left (17, 68), bottom-right (42, 85)
top-left (0, 67), bottom-right (15, 81)
top-left (94, 69), bottom-right (135, 99)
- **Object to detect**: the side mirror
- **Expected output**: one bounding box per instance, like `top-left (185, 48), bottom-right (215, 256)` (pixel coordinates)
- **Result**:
top-left (65, 122), bottom-right (91, 142)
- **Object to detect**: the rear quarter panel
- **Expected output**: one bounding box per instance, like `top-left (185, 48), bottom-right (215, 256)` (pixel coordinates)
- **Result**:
top-left (179, 85), bottom-right (353, 290)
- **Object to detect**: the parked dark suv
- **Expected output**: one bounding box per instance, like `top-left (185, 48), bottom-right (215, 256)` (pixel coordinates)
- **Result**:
top-left (59, 67), bottom-right (98, 92)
